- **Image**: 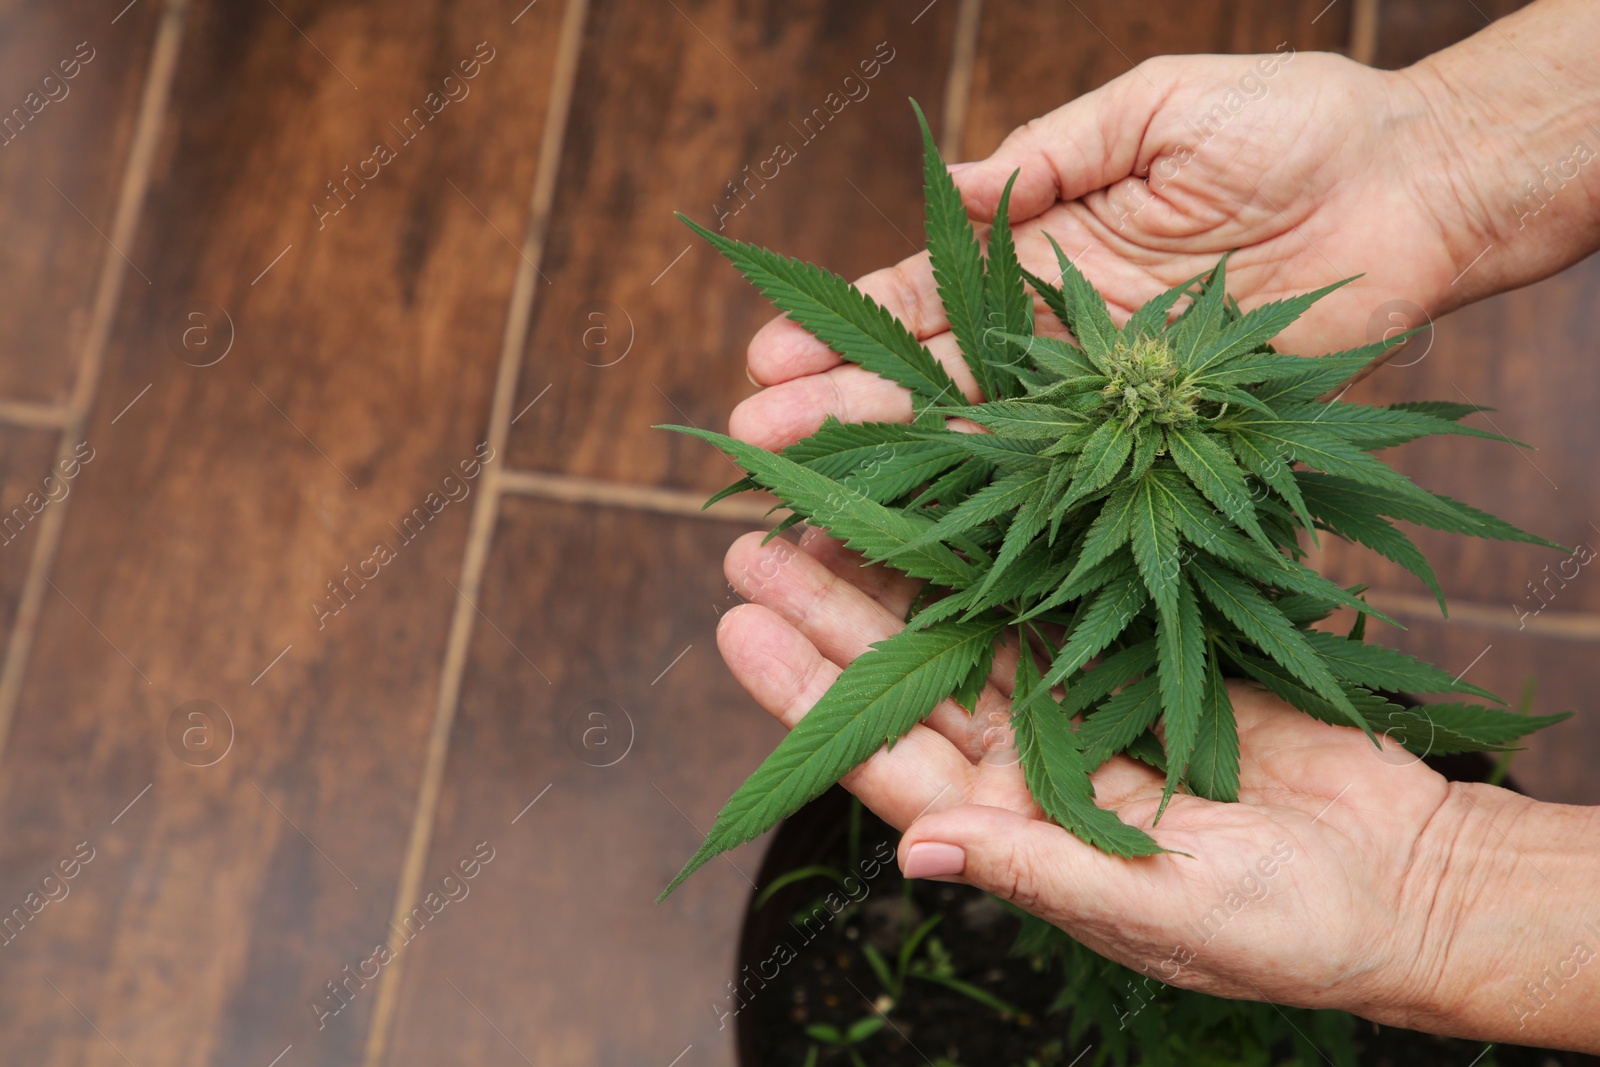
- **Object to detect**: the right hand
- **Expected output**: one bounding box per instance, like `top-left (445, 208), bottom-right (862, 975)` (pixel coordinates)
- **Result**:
top-left (731, 50), bottom-right (1478, 452)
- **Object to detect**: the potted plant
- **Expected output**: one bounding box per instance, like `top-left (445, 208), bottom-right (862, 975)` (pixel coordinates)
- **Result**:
top-left (659, 101), bottom-right (1578, 1065)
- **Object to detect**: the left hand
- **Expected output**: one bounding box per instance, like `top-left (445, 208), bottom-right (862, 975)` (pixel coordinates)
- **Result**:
top-left (715, 526), bottom-right (1539, 1033)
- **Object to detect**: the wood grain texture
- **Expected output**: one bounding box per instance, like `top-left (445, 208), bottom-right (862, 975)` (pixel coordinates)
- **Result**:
top-left (1358, 613), bottom-right (1600, 805)
top-left (0, 1), bottom-right (569, 1063)
top-left (1307, 253), bottom-right (1600, 614)
top-left (963, 0), bottom-right (1352, 161)
top-left (503, 0), bottom-right (961, 493)
top-left (1366, 0), bottom-right (1532, 69)
top-left (0, 428), bottom-right (60, 661)
top-left (0, 0), bottom-right (162, 404)
top-left (377, 498), bottom-right (772, 1067)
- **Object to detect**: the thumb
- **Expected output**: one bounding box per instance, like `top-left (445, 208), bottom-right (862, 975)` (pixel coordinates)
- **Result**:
top-left (950, 61), bottom-right (1171, 224)
top-left (898, 803), bottom-right (1120, 915)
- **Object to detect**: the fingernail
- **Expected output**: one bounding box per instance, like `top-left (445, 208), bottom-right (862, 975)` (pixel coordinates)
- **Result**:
top-left (745, 367), bottom-right (760, 387)
top-left (902, 841), bottom-right (965, 879)
top-left (945, 161), bottom-right (975, 174)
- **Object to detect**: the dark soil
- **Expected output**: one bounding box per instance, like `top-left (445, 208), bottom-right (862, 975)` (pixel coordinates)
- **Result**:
top-left (737, 785), bottom-right (1597, 1067)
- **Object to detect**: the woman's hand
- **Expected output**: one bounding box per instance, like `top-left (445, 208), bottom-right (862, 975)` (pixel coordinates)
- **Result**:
top-left (732, 50), bottom-right (1471, 451)
top-left (716, 527), bottom-right (1600, 1050)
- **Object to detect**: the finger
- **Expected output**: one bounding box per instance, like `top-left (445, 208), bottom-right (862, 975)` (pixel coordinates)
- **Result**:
top-left (795, 525), bottom-right (921, 620)
top-left (716, 602), bottom-right (972, 829)
top-left (729, 334), bottom-right (980, 450)
top-left (952, 62), bottom-right (1171, 223)
top-left (724, 531), bottom-right (998, 762)
top-left (898, 803), bottom-right (1162, 925)
top-left (746, 252), bottom-right (948, 386)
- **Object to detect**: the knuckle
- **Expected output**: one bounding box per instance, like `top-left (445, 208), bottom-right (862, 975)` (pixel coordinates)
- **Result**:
top-left (989, 842), bottom-right (1045, 912)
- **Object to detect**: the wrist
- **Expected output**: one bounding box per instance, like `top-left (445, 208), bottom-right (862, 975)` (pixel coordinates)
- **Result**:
top-left (1365, 782), bottom-right (1600, 1052)
top-left (1392, 0), bottom-right (1600, 312)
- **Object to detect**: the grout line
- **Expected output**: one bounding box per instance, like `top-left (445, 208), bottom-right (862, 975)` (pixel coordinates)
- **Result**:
top-left (497, 467), bottom-right (775, 524)
top-left (359, 0), bottom-right (590, 1061)
top-left (938, 0), bottom-right (984, 160)
top-left (1347, 0), bottom-right (1380, 66)
top-left (0, 398), bottom-right (73, 431)
top-left (0, 0), bottom-right (192, 766)
top-left (1365, 590), bottom-right (1600, 642)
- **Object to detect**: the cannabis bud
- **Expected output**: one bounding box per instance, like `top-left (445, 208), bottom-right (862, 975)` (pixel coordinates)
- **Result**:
top-left (657, 101), bottom-right (1568, 901)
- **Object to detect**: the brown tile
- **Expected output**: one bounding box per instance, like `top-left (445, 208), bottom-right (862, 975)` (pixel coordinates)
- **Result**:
top-left (964, 0), bottom-right (1351, 160)
top-left (1308, 254), bottom-right (1600, 615)
top-left (0, 0), bottom-right (163, 404)
top-left (379, 497), bottom-right (771, 1067)
top-left (0, 427), bottom-right (61, 657)
top-left (503, 0), bottom-right (962, 494)
top-left (1368, 0), bottom-right (1531, 69)
top-left (1358, 612), bottom-right (1599, 807)
top-left (0, 1), bottom-right (571, 1063)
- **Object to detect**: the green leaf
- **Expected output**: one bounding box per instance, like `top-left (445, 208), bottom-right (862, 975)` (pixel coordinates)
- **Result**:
top-left (1251, 332), bottom-right (1423, 403)
top-left (997, 331), bottom-right (1105, 386)
top-left (1125, 268), bottom-right (1209, 340)
top-left (1061, 639), bottom-right (1158, 715)
top-left (895, 467), bottom-right (1050, 555)
top-left (1058, 484), bottom-right (1137, 589)
top-left (664, 426), bottom-right (976, 588)
top-left (845, 1016), bottom-right (888, 1044)
top-left (1155, 575), bottom-right (1206, 815)
top-left (984, 170), bottom-right (1032, 396)
top-left (658, 617), bottom-right (1001, 899)
top-left (1126, 426), bottom-right (1162, 483)
top-left (1060, 418), bottom-right (1135, 511)
top-left (679, 214), bottom-right (963, 404)
top-left (1165, 424), bottom-right (1276, 554)
top-left (971, 478), bottom-right (1059, 602)
top-left (1188, 279), bottom-right (1351, 377)
top-left (1296, 471), bottom-right (1564, 552)
top-left (1168, 255), bottom-right (1229, 369)
top-left (1302, 630), bottom-right (1502, 702)
top-left (952, 399), bottom-right (1093, 439)
top-left (1149, 467), bottom-right (1397, 624)
top-left (1188, 656), bottom-right (1240, 802)
top-left (1125, 731), bottom-right (1169, 773)
top-left (943, 432), bottom-right (1049, 469)
top-left (1188, 557), bottom-right (1371, 738)
top-left (782, 418), bottom-right (967, 502)
top-left (1298, 475), bottom-right (1446, 609)
top-left (1018, 548), bottom-right (1138, 623)
top-left (1227, 428), bottom-right (1314, 538)
top-left (950, 632), bottom-right (998, 713)
top-left (914, 100), bottom-right (993, 401)
top-left (1041, 570), bottom-right (1149, 687)
top-left (1080, 675), bottom-right (1161, 768)
top-left (1404, 702), bottom-right (1573, 752)
top-left (1020, 267), bottom-right (1071, 340)
top-left (1012, 642), bottom-right (1165, 858)
top-left (1044, 234), bottom-right (1120, 371)
top-left (1262, 400), bottom-right (1526, 451)
top-left (1388, 400), bottom-right (1489, 422)
top-left (1129, 476), bottom-right (1180, 617)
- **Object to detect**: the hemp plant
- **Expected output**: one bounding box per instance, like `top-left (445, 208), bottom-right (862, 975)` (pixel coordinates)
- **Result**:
top-left (657, 101), bottom-right (1569, 900)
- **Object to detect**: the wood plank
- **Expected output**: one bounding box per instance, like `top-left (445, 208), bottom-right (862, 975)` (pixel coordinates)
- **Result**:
top-left (0, 0), bottom-right (162, 404)
top-left (1307, 254), bottom-right (1600, 614)
top-left (1357, 614), bottom-right (1600, 806)
top-left (377, 497), bottom-right (773, 1067)
top-left (503, 0), bottom-right (962, 493)
top-left (964, 0), bottom-right (1352, 162)
top-left (0, 1), bottom-right (570, 1063)
top-left (1368, 0), bottom-right (1531, 69)
top-left (0, 427), bottom-right (60, 661)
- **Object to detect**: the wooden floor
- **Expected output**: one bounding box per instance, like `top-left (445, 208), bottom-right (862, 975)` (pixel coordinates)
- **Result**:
top-left (0, 0), bottom-right (1586, 1063)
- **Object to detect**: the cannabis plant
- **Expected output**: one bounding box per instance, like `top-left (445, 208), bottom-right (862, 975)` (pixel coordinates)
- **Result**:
top-left (658, 102), bottom-right (1568, 899)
